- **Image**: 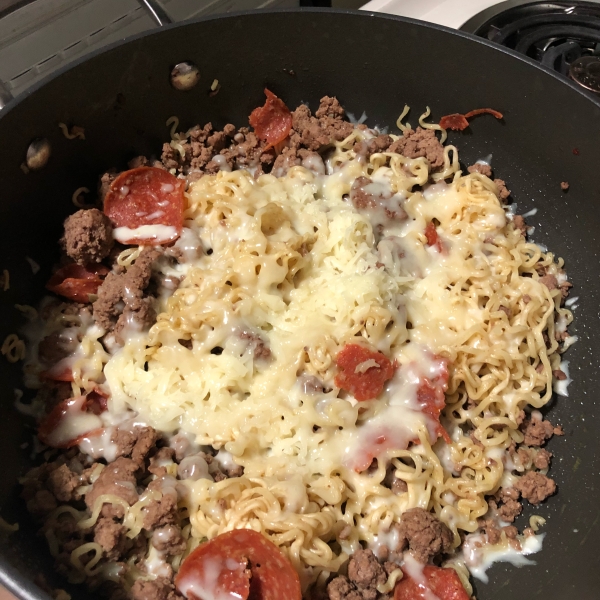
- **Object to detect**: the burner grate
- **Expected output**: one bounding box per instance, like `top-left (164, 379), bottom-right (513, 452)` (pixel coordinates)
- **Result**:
top-left (465, 1), bottom-right (600, 92)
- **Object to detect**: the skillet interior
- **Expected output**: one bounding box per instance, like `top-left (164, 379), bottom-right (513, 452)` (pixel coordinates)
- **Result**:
top-left (0, 9), bottom-right (599, 600)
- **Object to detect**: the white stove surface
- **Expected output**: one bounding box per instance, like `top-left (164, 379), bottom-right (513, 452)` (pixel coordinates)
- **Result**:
top-left (360, 0), bottom-right (504, 29)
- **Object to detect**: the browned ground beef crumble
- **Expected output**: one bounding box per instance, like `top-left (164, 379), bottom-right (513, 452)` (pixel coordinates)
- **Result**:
top-left (19, 96), bottom-right (570, 600)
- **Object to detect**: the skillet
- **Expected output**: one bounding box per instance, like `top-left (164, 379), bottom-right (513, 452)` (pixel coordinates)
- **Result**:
top-left (0, 9), bottom-right (598, 600)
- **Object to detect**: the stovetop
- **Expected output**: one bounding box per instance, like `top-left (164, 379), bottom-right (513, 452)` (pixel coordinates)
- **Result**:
top-left (363, 0), bottom-right (600, 95)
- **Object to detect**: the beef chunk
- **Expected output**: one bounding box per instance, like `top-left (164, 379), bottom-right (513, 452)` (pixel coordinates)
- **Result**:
top-left (151, 525), bottom-right (187, 555)
top-left (46, 464), bottom-right (80, 502)
top-left (94, 517), bottom-right (127, 560)
top-left (291, 99), bottom-right (353, 152)
top-left (534, 448), bottom-right (552, 470)
top-left (112, 426), bottom-right (159, 465)
top-left (366, 134), bottom-right (393, 156)
top-left (239, 330), bottom-right (271, 360)
top-left (327, 549), bottom-right (387, 600)
top-left (93, 248), bottom-right (159, 339)
top-left (539, 274), bottom-right (558, 290)
top-left (38, 331), bottom-right (78, 366)
top-left (494, 178), bottom-right (511, 201)
top-left (479, 519), bottom-right (501, 545)
top-left (388, 127), bottom-right (444, 170)
top-left (326, 576), bottom-right (362, 600)
top-left (395, 507), bottom-right (453, 563)
top-left (521, 414), bottom-right (555, 446)
top-left (348, 549), bottom-right (386, 590)
top-left (85, 458), bottom-right (139, 519)
top-left (99, 171), bottom-right (117, 202)
top-left (61, 209), bottom-right (114, 265)
top-left (315, 96), bottom-right (346, 119)
top-left (130, 577), bottom-right (182, 600)
top-left (513, 215), bottom-right (527, 236)
top-left (468, 163), bottom-right (493, 177)
top-left (490, 488), bottom-right (523, 523)
top-left (515, 471), bottom-right (556, 505)
top-left (26, 489), bottom-right (57, 517)
top-left (142, 482), bottom-right (178, 530)
top-left (560, 181), bottom-right (569, 191)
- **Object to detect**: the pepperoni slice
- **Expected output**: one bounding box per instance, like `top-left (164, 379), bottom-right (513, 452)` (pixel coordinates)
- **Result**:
top-left (416, 356), bottom-right (450, 444)
top-left (464, 108), bottom-right (503, 120)
top-left (40, 364), bottom-right (74, 382)
top-left (176, 529), bottom-right (301, 600)
top-left (439, 114), bottom-right (469, 131)
top-left (334, 344), bottom-right (397, 401)
top-left (104, 167), bottom-right (185, 245)
top-left (439, 108), bottom-right (503, 131)
top-left (38, 392), bottom-right (106, 448)
top-left (394, 565), bottom-right (470, 600)
top-left (46, 263), bottom-right (109, 303)
top-left (249, 89), bottom-right (293, 149)
top-left (424, 221), bottom-right (443, 253)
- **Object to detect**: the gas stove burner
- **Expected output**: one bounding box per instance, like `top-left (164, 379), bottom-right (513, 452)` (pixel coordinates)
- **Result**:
top-left (461, 1), bottom-right (600, 93)
top-left (569, 55), bottom-right (600, 93)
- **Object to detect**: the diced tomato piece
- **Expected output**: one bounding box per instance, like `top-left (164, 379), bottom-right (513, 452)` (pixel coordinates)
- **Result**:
top-left (38, 391), bottom-right (106, 449)
top-left (249, 89), bottom-right (293, 149)
top-left (415, 356), bottom-right (450, 443)
top-left (439, 108), bottom-right (503, 131)
top-left (104, 167), bottom-right (185, 245)
top-left (424, 221), bottom-right (443, 253)
top-left (46, 263), bottom-right (109, 303)
top-left (334, 344), bottom-right (397, 401)
top-left (394, 565), bottom-right (470, 600)
top-left (176, 529), bottom-right (301, 600)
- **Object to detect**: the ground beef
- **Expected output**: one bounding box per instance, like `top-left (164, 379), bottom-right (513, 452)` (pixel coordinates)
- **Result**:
top-left (112, 426), bottom-right (159, 466)
top-left (468, 163), bottom-right (493, 177)
top-left (239, 330), bottom-right (271, 359)
top-left (151, 524), bottom-right (187, 555)
top-left (394, 507), bottom-right (453, 563)
top-left (387, 128), bottom-right (445, 170)
top-left (93, 248), bottom-right (160, 340)
top-left (515, 471), bottom-right (557, 505)
top-left (38, 331), bottom-right (78, 365)
top-left (494, 178), bottom-right (511, 200)
top-left (327, 549), bottom-right (387, 600)
top-left (348, 549), bottom-right (387, 590)
top-left (539, 274), bottom-right (558, 290)
top-left (512, 215), bottom-right (527, 236)
top-left (85, 457), bottom-right (139, 519)
top-left (327, 576), bottom-right (362, 600)
top-left (497, 497), bottom-right (523, 523)
top-left (560, 181), bottom-right (569, 191)
top-left (365, 134), bottom-right (393, 156)
top-left (290, 98), bottom-right (354, 152)
top-left (61, 209), bottom-right (114, 266)
top-left (46, 464), bottom-right (80, 502)
top-left (383, 465), bottom-right (408, 495)
top-left (94, 517), bottom-right (127, 560)
top-left (142, 483), bottom-right (178, 530)
top-left (99, 171), bottom-right (117, 202)
top-left (521, 414), bottom-right (555, 446)
top-left (26, 489), bottom-right (58, 517)
top-left (130, 577), bottom-right (182, 600)
top-left (479, 519), bottom-right (501, 545)
top-left (534, 448), bottom-right (553, 470)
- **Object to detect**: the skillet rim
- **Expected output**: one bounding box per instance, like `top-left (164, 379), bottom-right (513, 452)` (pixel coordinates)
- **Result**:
top-left (1, 7), bottom-right (600, 121)
top-left (0, 7), bottom-right (598, 600)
